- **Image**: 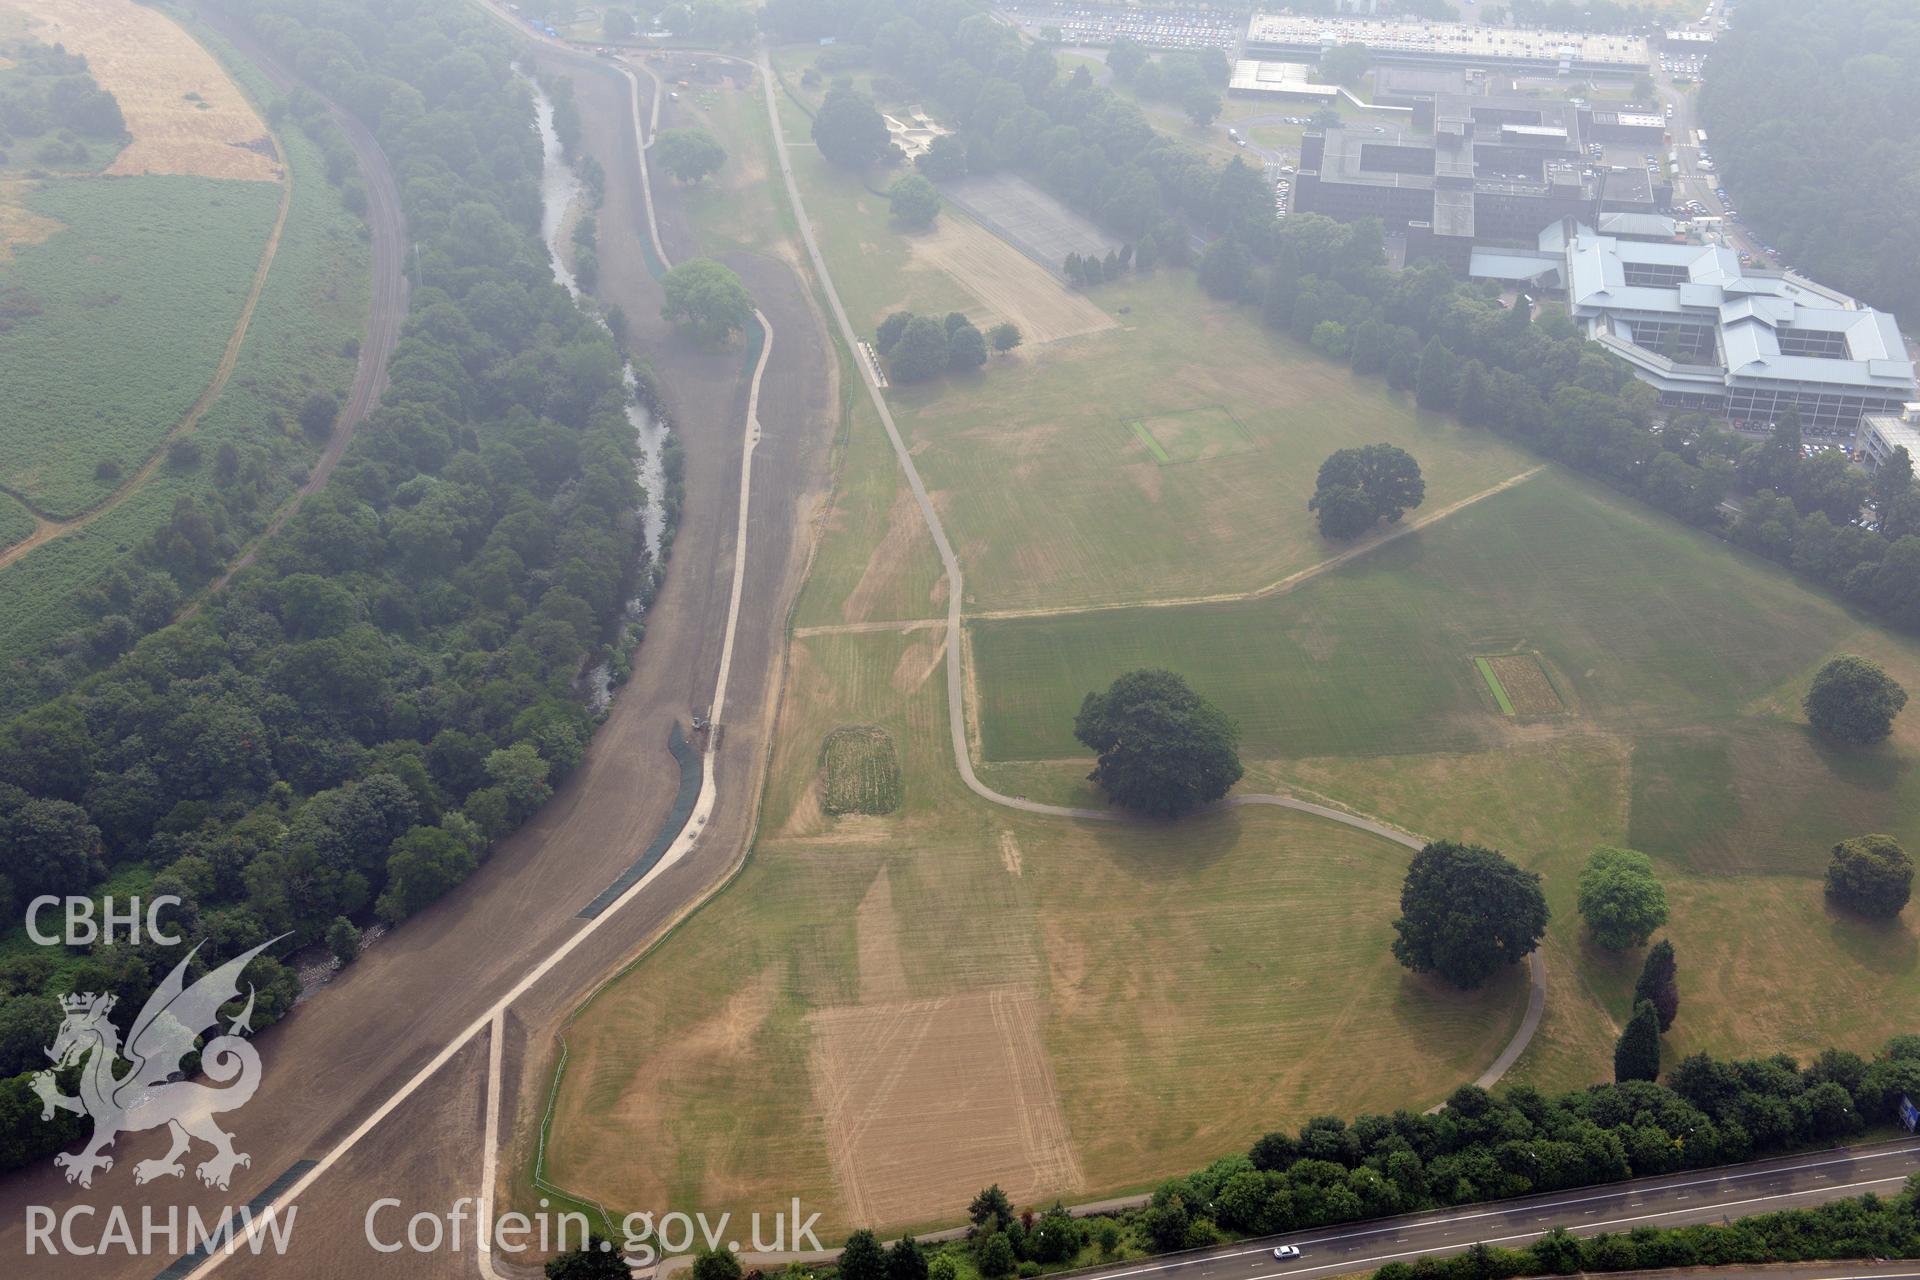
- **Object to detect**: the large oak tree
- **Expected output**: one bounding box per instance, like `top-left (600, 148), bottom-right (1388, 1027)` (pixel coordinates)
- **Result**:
top-left (1391, 840), bottom-right (1548, 989)
top-left (1074, 669), bottom-right (1242, 818)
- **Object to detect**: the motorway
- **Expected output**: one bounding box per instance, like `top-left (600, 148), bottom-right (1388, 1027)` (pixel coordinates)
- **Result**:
top-left (1047, 1141), bottom-right (1920, 1280)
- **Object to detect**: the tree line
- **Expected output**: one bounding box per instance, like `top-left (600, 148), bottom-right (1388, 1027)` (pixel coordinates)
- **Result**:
top-left (765, 0), bottom-right (1273, 266)
top-left (1249, 213), bottom-right (1920, 638)
top-left (1703, 0), bottom-right (1920, 327)
top-left (0, 0), bottom-right (653, 1171)
top-left (1371, 1175), bottom-right (1920, 1280)
top-left (1134, 1035), bottom-right (1920, 1249)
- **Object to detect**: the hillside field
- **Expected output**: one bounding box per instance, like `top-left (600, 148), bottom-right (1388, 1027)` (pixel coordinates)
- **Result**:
top-left (0, 176), bottom-right (281, 516)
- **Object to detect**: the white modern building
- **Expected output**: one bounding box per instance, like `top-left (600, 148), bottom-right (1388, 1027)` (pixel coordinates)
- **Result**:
top-left (1553, 225), bottom-right (1916, 432)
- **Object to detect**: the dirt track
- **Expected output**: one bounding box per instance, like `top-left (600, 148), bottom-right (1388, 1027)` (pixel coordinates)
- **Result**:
top-left (0, 23), bottom-right (837, 1280)
top-left (196, 5), bottom-right (409, 597)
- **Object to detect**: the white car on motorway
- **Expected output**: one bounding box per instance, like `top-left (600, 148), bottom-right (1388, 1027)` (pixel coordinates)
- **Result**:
top-left (1272, 1246), bottom-right (1303, 1260)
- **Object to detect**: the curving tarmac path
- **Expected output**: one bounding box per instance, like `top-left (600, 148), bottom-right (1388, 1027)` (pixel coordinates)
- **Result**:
top-left (753, 46), bottom-right (1548, 1093)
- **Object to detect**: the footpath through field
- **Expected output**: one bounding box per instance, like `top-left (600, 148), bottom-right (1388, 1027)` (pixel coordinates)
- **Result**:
top-left (756, 45), bottom-right (1549, 1089)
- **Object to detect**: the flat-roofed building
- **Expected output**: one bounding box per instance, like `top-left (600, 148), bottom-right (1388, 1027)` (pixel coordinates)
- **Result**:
top-left (1861, 405), bottom-right (1920, 471)
top-left (1245, 13), bottom-right (1650, 77)
top-left (1556, 224), bottom-right (1916, 432)
top-left (1228, 60), bottom-right (1340, 101)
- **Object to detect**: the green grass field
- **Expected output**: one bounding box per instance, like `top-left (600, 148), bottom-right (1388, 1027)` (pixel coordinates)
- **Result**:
top-left (0, 175), bottom-right (281, 517)
top-left (0, 493), bottom-right (32, 551)
top-left (0, 54), bottom-right (365, 683)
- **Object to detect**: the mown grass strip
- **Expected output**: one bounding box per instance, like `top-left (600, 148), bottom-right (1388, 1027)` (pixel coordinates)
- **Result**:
top-left (1128, 419), bottom-right (1172, 464)
top-left (1475, 655), bottom-right (1515, 715)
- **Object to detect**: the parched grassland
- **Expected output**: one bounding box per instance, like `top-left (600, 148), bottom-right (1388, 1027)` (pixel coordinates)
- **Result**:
top-left (820, 725), bottom-right (904, 815)
top-left (1, 0), bottom-right (280, 182)
top-left (0, 175), bottom-right (280, 516)
top-left (885, 271), bottom-right (1536, 615)
top-left (972, 469), bottom-right (1920, 1090)
top-left (535, 628), bottom-right (1523, 1236)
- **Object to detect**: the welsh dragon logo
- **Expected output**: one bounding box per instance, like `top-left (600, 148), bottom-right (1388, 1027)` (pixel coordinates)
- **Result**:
top-left (32, 937), bottom-right (282, 1190)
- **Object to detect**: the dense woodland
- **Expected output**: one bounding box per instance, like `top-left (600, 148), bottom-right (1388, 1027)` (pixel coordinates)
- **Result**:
top-left (0, 0), bottom-right (648, 1170)
top-left (1704, 0), bottom-right (1920, 326)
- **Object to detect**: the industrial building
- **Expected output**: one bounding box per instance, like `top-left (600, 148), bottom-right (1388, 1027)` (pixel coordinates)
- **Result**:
top-left (1291, 92), bottom-right (1667, 272)
top-left (1476, 223), bottom-right (1917, 432)
top-left (1244, 13), bottom-right (1650, 78)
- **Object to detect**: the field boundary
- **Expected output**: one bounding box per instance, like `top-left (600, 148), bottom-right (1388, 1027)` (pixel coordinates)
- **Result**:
top-left (0, 78), bottom-right (295, 570)
top-left (969, 465), bottom-right (1547, 622)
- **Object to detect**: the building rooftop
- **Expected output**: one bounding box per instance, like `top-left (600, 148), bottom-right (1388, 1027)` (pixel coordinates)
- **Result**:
top-left (1247, 13), bottom-right (1650, 67)
top-left (1228, 60), bottom-right (1339, 98)
top-left (1560, 224), bottom-right (1916, 394)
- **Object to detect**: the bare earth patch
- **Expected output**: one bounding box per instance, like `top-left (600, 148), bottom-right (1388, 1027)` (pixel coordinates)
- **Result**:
top-left (908, 213), bottom-right (1114, 346)
top-left (2, 0), bottom-right (280, 182)
top-left (808, 987), bottom-right (1083, 1228)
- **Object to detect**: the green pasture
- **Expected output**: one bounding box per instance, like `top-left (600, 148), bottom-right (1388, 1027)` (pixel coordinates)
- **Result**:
top-left (0, 175), bottom-right (280, 516)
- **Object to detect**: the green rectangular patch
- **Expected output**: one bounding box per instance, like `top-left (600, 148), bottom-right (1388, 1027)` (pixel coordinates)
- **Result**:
top-left (1475, 656), bottom-right (1516, 715)
top-left (1126, 406), bottom-right (1253, 466)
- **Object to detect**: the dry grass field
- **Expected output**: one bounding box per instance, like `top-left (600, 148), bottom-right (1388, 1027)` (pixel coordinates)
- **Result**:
top-left (535, 627), bottom-right (1524, 1234)
top-left (907, 211), bottom-right (1115, 346)
top-left (0, 0), bottom-right (280, 182)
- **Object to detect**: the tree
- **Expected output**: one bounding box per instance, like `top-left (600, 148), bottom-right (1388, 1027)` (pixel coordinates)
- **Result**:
top-left (1870, 446), bottom-right (1914, 520)
top-left (1318, 43), bottom-right (1371, 86)
top-left (988, 322), bottom-right (1022, 353)
top-left (813, 87), bottom-right (889, 169)
top-left (1576, 846), bottom-right (1669, 950)
top-left (1182, 88), bottom-right (1222, 127)
top-left (968, 1184), bottom-right (1016, 1233)
top-left (692, 1249), bottom-right (744, 1280)
top-left (839, 1230), bottom-right (887, 1280)
top-left (1391, 840), bottom-right (1549, 989)
top-left (1825, 834), bottom-right (1914, 918)
top-left (1197, 237), bottom-right (1252, 300)
top-left (1106, 38), bottom-right (1148, 82)
top-left (1074, 669), bottom-right (1243, 818)
top-left (1614, 999), bottom-right (1663, 1082)
top-left (1415, 336), bottom-right (1457, 409)
top-left (1804, 655), bottom-right (1907, 744)
top-left (886, 1236), bottom-right (928, 1280)
top-left (1633, 938), bottom-right (1680, 1031)
top-left (376, 824), bottom-right (476, 924)
top-left (975, 1235), bottom-right (1015, 1279)
top-left (545, 1237), bottom-right (630, 1279)
top-left (654, 128), bottom-right (727, 183)
top-left (887, 315), bottom-right (950, 381)
top-left (1308, 444), bottom-right (1426, 539)
top-left (947, 320), bottom-right (988, 371)
top-left (326, 916), bottom-right (362, 966)
top-left (887, 174), bottom-right (941, 228)
top-left (876, 310), bottom-right (913, 355)
top-left (661, 258), bottom-right (753, 345)
top-left (299, 391), bottom-right (340, 439)
top-left (917, 133), bottom-right (967, 181)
